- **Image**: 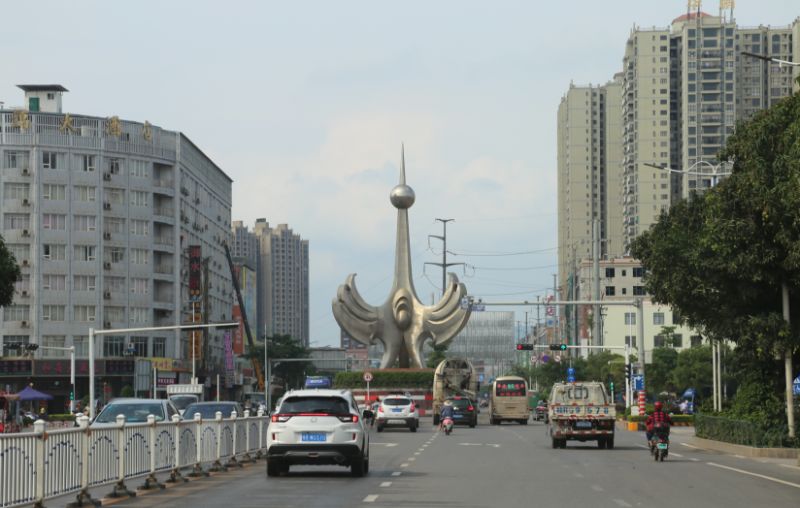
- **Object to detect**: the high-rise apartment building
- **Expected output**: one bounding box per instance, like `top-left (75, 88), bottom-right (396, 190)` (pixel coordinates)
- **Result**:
top-left (557, 74), bottom-right (624, 293)
top-left (0, 85), bottom-right (233, 399)
top-left (252, 220), bottom-right (309, 346)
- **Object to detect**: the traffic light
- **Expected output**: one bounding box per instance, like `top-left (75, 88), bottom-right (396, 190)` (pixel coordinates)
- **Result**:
top-left (610, 381), bottom-right (615, 393)
top-left (548, 344), bottom-right (568, 351)
top-left (625, 363), bottom-right (631, 379)
top-left (69, 390), bottom-right (74, 401)
top-left (516, 344), bottom-right (534, 351)
top-left (25, 344), bottom-right (39, 352)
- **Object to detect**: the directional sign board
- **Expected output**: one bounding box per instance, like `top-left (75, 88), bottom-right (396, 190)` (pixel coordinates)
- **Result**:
top-left (363, 372), bottom-right (373, 383)
top-left (633, 374), bottom-right (644, 392)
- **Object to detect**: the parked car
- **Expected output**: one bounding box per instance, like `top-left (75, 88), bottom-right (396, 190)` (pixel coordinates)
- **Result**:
top-left (447, 396), bottom-right (478, 428)
top-left (266, 389), bottom-right (369, 477)
top-left (181, 401), bottom-right (244, 420)
top-left (376, 395), bottom-right (419, 432)
top-left (91, 398), bottom-right (180, 428)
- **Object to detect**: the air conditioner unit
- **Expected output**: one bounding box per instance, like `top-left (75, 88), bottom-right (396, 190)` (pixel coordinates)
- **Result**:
top-left (103, 202), bottom-right (111, 210)
top-left (22, 198), bottom-right (30, 206)
top-left (20, 290), bottom-right (29, 297)
top-left (21, 229), bottom-right (30, 237)
top-left (21, 168), bottom-right (30, 176)
top-left (104, 321), bottom-right (111, 329)
top-left (103, 291), bottom-right (111, 299)
top-left (103, 173), bottom-right (112, 181)
top-left (103, 262), bottom-right (112, 270)
top-left (20, 321), bottom-right (29, 328)
top-left (103, 232), bottom-right (112, 240)
top-left (21, 259), bottom-right (29, 267)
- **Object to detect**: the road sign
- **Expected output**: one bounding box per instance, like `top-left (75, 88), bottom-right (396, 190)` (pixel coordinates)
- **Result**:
top-left (554, 355), bottom-right (561, 364)
top-left (794, 375), bottom-right (800, 396)
top-left (567, 376), bottom-right (575, 383)
top-left (363, 372), bottom-right (373, 383)
top-left (567, 367), bottom-right (575, 376)
top-left (478, 373), bottom-right (485, 383)
top-left (633, 374), bottom-right (644, 392)
top-left (530, 355), bottom-right (538, 365)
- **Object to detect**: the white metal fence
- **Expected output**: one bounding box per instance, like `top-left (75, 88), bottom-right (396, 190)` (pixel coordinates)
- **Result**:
top-left (0, 410), bottom-right (268, 508)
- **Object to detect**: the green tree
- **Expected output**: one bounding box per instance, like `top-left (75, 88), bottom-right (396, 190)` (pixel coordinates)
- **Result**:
top-left (646, 348), bottom-right (678, 395)
top-left (0, 235), bottom-right (21, 308)
top-left (670, 345), bottom-right (713, 399)
top-left (246, 334), bottom-right (312, 393)
top-left (426, 343), bottom-right (449, 369)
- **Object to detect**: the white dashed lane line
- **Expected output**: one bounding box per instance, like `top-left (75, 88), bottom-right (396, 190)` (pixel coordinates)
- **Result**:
top-left (590, 485), bottom-right (604, 492)
top-left (612, 499), bottom-right (632, 507)
top-left (400, 463), bottom-right (409, 468)
top-left (391, 471), bottom-right (402, 477)
top-left (380, 482), bottom-right (392, 488)
top-left (363, 494), bottom-right (379, 503)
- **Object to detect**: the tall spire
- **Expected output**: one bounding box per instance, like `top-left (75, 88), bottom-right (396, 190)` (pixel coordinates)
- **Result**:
top-left (400, 143), bottom-right (406, 185)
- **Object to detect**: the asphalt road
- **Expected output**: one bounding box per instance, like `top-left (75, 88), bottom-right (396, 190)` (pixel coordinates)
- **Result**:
top-left (74, 418), bottom-right (799, 508)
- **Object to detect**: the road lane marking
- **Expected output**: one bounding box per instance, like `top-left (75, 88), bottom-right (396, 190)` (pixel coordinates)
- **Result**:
top-left (371, 443), bottom-right (398, 447)
top-left (391, 472), bottom-right (402, 477)
top-left (380, 482), bottom-right (392, 487)
top-left (591, 485), bottom-right (604, 492)
top-left (780, 464), bottom-right (800, 471)
top-left (414, 452), bottom-right (421, 455)
top-left (363, 494), bottom-right (379, 503)
top-left (612, 499), bottom-right (632, 507)
top-left (400, 463), bottom-right (409, 468)
top-left (689, 458), bottom-right (700, 462)
top-left (574, 473), bottom-right (584, 478)
top-left (680, 442), bottom-right (703, 450)
top-left (408, 457), bottom-right (416, 461)
top-left (635, 444), bottom-right (649, 449)
top-left (671, 453), bottom-right (684, 458)
top-left (707, 462), bottom-right (800, 489)
top-left (734, 454), bottom-right (745, 459)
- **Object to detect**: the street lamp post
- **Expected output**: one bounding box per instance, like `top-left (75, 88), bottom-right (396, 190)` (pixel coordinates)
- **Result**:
top-left (87, 322), bottom-right (238, 420)
top-left (644, 160), bottom-right (732, 190)
top-left (27, 345), bottom-right (76, 412)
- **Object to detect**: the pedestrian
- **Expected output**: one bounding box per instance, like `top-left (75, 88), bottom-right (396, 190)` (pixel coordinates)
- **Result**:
top-left (679, 399), bottom-right (688, 414)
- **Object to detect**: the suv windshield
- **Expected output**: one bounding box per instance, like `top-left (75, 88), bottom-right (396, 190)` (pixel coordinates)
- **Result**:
top-left (95, 403), bottom-right (165, 423)
top-left (382, 398), bottom-right (411, 406)
top-left (279, 396), bottom-right (349, 415)
top-left (182, 403), bottom-right (240, 419)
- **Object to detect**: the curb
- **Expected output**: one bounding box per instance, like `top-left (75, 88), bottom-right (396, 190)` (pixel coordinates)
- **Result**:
top-left (689, 436), bottom-right (799, 459)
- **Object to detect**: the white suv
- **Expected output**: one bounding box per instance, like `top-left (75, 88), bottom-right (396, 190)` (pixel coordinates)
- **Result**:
top-left (376, 395), bottom-right (419, 432)
top-left (266, 389), bottom-right (369, 477)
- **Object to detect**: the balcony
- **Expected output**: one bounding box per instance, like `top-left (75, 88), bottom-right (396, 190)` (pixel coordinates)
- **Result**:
top-left (153, 235), bottom-right (174, 247)
top-left (154, 263), bottom-right (174, 275)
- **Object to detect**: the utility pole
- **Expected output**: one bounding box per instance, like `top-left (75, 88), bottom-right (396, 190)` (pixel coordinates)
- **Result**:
top-left (782, 283), bottom-right (795, 439)
top-left (552, 273), bottom-right (559, 348)
top-left (425, 218), bottom-right (464, 298)
top-left (592, 219), bottom-right (601, 348)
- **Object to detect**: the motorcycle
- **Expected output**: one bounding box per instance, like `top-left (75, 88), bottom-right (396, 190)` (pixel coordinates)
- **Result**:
top-left (441, 415), bottom-right (454, 435)
top-left (650, 423), bottom-right (670, 462)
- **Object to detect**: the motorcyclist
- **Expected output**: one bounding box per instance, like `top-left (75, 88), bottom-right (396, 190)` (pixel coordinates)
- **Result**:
top-left (645, 401), bottom-right (672, 445)
top-left (439, 400), bottom-right (455, 429)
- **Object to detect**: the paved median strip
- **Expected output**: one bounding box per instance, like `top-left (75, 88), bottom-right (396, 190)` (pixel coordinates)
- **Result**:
top-left (707, 462), bottom-right (800, 489)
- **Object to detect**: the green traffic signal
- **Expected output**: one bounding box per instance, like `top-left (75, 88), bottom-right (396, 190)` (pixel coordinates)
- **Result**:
top-left (559, 344), bottom-right (567, 351)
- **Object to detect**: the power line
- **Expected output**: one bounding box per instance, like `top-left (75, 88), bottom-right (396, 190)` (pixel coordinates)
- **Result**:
top-left (469, 263), bottom-right (558, 271)
top-left (450, 246), bottom-right (558, 257)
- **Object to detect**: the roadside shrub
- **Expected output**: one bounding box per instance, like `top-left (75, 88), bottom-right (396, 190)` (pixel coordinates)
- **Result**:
top-left (334, 370), bottom-right (434, 389)
top-left (695, 413), bottom-right (796, 448)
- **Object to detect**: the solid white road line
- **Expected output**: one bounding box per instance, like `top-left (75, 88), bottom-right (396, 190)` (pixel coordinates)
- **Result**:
top-left (391, 472), bottom-right (402, 477)
top-left (706, 462), bottom-right (800, 489)
top-left (380, 482), bottom-right (392, 487)
top-left (612, 499), bottom-right (633, 507)
top-left (780, 463), bottom-right (800, 471)
top-left (363, 494), bottom-right (379, 503)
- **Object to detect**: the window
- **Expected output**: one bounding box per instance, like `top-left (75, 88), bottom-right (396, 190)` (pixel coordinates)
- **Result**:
top-left (672, 312), bottom-right (682, 325)
top-left (624, 312), bottom-right (636, 325)
top-left (81, 155), bottom-right (96, 172)
top-left (73, 215), bottom-right (96, 232)
top-left (131, 278), bottom-right (148, 295)
top-left (605, 268), bottom-right (615, 278)
top-left (605, 286), bottom-right (615, 296)
top-left (73, 305), bottom-right (97, 323)
top-left (107, 247), bottom-right (125, 263)
top-left (130, 336), bottom-right (148, 356)
top-left (130, 220), bottom-right (149, 235)
top-left (106, 188), bottom-right (125, 204)
top-left (4, 151), bottom-right (30, 169)
top-left (4, 183), bottom-right (30, 200)
top-left (104, 277), bottom-right (125, 292)
top-left (673, 334), bottom-right (683, 348)
top-left (104, 307), bottom-right (125, 323)
top-left (74, 245), bottom-right (96, 261)
top-left (14, 275), bottom-right (30, 292)
top-left (103, 336), bottom-right (124, 357)
top-left (653, 312), bottom-right (665, 325)
top-left (42, 151), bottom-right (58, 169)
top-left (632, 267), bottom-right (645, 277)
top-left (104, 217), bottom-right (125, 234)
top-left (152, 337), bottom-right (166, 357)
top-left (42, 184), bottom-right (65, 200)
top-left (130, 308), bottom-right (149, 324)
top-left (75, 185), bottom-right (96, 202)
top-left (3, 305), bottom-right (30, 321)
top-left (72, 336), bottom-right (88, 357)
top-left (654, 335), bottom-right (667, 348)
top-left (8, 244), bottom-right (29, 262)
top-left (633, 286), bottom-right (646, 296)
top-left (43, 244), bottom-right (66, 261)
top-left (130, 160), bottom-right (149, 178)
top-left (4, 213), bottom-right (30, 230)
top-left (131, 249), bottom-right (149, 265)
top-left (42, 305), bottom-right (66, 321)
top-left (130, 190), bottom-right (148, 207)
top-left (43, 214), bottom-right (67, 231)
top-left (624, 335), bottom-right (636, 347)
top-left (73, 275), bottom-right (96, 291)
top-left (690, 335), bottom-right (703, 347)
top-left (42, 274), bottom-right (66, 291)
top-left (108, 158), bottom-right (122, 174)
top-left (41, 336), bottom-right (66, 357)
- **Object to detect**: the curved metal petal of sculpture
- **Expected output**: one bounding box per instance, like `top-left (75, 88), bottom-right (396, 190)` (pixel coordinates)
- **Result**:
top-left (331, 146), bottom-right (471, 368)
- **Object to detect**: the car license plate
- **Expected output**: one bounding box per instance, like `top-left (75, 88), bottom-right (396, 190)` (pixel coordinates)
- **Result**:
top-left (657, 443), bottom-right (668, 450)
top-left (301, 432), bottom-right (326, 442)
top-left (575, 421), bottom-right (592, 429)
top-left (392, 408), bottom-right (402, 412)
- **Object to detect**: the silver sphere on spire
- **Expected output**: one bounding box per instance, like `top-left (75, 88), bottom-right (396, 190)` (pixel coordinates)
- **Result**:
top-left (390, 184), bottom-right (415, 209)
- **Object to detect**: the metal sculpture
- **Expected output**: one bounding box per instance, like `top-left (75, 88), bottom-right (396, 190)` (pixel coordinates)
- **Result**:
top-left (332, 147), bottom-right (471, 368)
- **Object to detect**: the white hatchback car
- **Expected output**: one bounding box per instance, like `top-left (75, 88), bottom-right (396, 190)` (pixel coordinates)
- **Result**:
top-left (266, 389), bottom-right (369, 477)
top-left (376, 394), bottom-right (419, 432)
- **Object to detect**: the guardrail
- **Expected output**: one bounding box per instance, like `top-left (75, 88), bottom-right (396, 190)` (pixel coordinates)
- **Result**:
top-left (0, 410), bottom-right (268, 508)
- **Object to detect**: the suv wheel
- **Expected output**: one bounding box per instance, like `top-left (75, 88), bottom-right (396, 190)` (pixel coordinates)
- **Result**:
top-left (409, 421), bottom-right (418, 432)
top-left (351, 454), bottom-right (367, 477)
top-left (376, 424), bottom-right (384, 432)
top-left (267, 460), bottom-right (283, 477)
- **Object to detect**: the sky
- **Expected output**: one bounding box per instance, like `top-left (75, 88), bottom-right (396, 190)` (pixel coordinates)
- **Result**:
top-left (2, 1), bottom-right (797, 346)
